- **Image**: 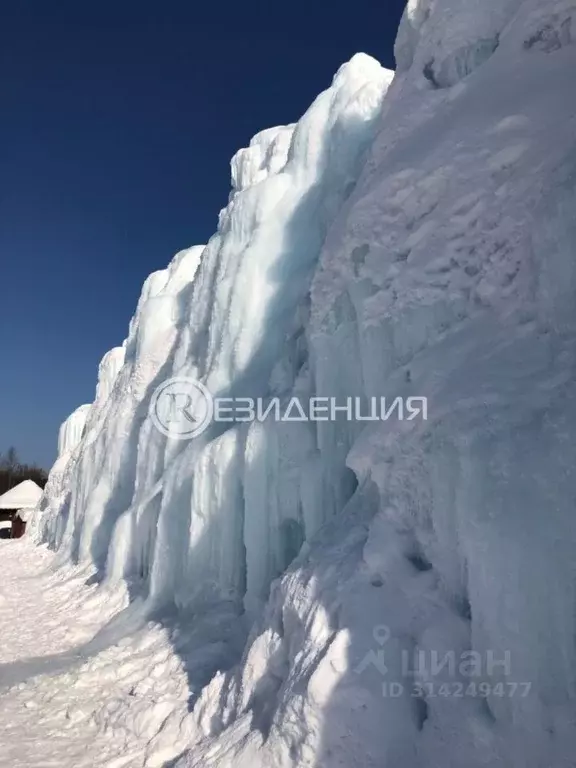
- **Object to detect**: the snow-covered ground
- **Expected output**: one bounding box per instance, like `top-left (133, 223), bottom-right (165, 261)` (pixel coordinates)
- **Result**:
top-left (0, 539), bottom-right (192, 767)
top-left (11, 0), bottom-right (576, 765)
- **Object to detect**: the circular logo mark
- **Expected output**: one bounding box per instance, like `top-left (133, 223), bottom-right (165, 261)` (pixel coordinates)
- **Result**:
top-left (150, 377), bottom-right (214, 440)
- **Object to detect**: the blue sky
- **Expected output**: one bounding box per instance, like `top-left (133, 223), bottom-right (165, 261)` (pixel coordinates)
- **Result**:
top-left (0, 0), bottom-right (405, 468)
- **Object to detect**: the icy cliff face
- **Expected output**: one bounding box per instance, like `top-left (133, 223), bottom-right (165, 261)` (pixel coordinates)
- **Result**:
top-left (31, 404), bottom-right (91, 544)
top-left (37, 52), bottom-right (392, 598)
top-left (37, 0), bottom-right (576, 764)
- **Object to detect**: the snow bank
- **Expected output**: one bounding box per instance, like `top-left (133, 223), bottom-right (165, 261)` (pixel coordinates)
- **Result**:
top-left (35, 0), bottom-right (576, 764)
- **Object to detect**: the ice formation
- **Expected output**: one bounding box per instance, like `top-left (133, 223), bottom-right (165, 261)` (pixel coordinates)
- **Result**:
top-left (34, 0), bottom-right (576, 764)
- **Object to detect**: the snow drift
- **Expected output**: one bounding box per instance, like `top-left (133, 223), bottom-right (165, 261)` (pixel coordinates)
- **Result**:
top-left (35, 0), bottom-right (576, 765)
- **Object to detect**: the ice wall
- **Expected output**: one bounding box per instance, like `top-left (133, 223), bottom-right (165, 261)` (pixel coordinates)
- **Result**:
top-left (57, 403), bottom-right (91, 457)
top-left (30, 403), bottom-right (92, 544)
top-left (38, 0), bottom-right (576, 763)
top-left (37, 54), bottom-right (392, 606)
top-left (181, 0), bottom-right (576, 764)
top-left (32, 344), bottom-right (127, 547)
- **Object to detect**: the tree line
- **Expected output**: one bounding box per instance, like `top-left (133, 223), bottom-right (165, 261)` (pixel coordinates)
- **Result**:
top-left (0, 447), bottom-right (48, 496)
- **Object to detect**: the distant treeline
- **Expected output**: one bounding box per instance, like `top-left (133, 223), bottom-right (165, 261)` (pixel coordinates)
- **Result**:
top-left (0, 447), bottom-right (48, 496)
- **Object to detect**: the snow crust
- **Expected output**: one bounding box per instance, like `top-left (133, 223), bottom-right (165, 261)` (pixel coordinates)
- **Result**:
top-left (29, 1), bottom-right (576, 765)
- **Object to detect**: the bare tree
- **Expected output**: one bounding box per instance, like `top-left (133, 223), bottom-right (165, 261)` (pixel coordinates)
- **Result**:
top-left (0, 448), bottom-right (46, 495)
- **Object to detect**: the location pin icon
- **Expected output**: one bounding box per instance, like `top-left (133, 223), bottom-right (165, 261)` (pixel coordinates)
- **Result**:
top-left (373, 625), bottom-right (391, 646)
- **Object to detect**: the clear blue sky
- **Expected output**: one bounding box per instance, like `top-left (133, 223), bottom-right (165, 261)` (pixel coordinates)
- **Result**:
top-left (0, 0), bottom-right (405, 469)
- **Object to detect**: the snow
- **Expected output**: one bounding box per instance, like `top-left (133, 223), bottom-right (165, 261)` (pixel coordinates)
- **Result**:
top-left (13, 0), bottom-right (576, 765)
top-left (0, 540), bottom-right (192, 767)
top-left (0, 480), bottom-right (43, 510)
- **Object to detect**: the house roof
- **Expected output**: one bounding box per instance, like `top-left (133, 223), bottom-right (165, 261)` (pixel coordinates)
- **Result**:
top-left (0, 480), bottom-right (43, 510)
